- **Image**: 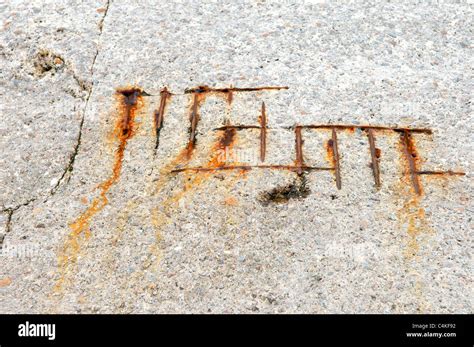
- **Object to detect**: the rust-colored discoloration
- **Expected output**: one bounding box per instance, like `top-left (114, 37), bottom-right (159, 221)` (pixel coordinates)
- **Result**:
top-left (395, 131), bottom-right (432, 260)
top-left (154, 87), bottom-right (171, 151)
top-left (302, 124), bottom-right (432, 134)
top-left (223, 196), bottom-right (238, 206)
top-left (378, 125), bottom-right (461, 264)
top-left (187, 92), bottom-right (200, 157)
top-left (171, 165), bottom-right (332, 173)
top-left (216, 122), bottom-right (237, 150)
top-left (145, 147), bottom-right (206, 277)
top-left (182, 85), bottom-right (287, 118)
top-left (395, 166), bottom-right (433, 261)
top-left (400, 196), bottom-right (430, 259)
top-left (184, 86), bottom-right (289, 94)
top-left (259, 175), bottom-right (310, 206)
top-left (186, 90), bottom-right (211, 159)
top-left (215, 125), bottom-right (260, 130)
top-left (103, 88), bottom-right (142, 188)
top-left (260, 102), bottom-right (267, 163)
top-left (145, 124), bottom-right (243, 274)
top-left (295, 126), bottom-right (304, 175)
top-left (417, 170), bottom-right (465, 176)
top-left (172, 120), bottom-right (240, 178)
top-left (326, 128), bottom-right (341, 189)
top-left (227, 88), bottom-right (234, 105)
top-left (208, 123), bottom-right (238, 169)
top-left (162, 119), bottom-right (240, 177)
top-left (367, 129), bottom-right (381, 189)
top-left (0, 277), bottom-right (12, 287)
top-left (305, 124), bottom-right (355, 133)
top-left (55, 87), bottom-right (144, 292)
top-left (144, 121), bottom-right (235, 276)
top-left (400, 130), bottom-right (422, 195)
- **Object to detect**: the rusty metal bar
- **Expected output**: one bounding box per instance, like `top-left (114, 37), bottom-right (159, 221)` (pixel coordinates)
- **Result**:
top-left (154, 87), bottom-right (171, 151)
top-left (299, 124), bottom-right (432, 135)
top-left (416, 170), bottom-right (465, 176)
top-left (171, 165), bottom-right (332, 173)
top-left (188, 93), bottom-right (200, 146)
top-left (367, 129), bottom-right (381, 189)
top-left (214, 125), bottom-right (261, 130)
top-left (185, 86), bottom-right (289, 94)
top-left (331, 128), bottom-right (341, 190)
top-left (400, 130), bottom-right (422, 195)
top-left (260, 102), bottom-right (267, 162)
top-left (295, 126), bottom-right (304, 175)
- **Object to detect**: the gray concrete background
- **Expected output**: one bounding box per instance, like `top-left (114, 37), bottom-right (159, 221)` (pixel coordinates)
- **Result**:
top-left (0, 0), bottom-right (472, 313)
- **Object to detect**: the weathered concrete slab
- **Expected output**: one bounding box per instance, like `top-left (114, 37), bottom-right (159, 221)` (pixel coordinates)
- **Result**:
top-left (0, 0), bottom-right (107, 209)
top-left (0, 1), bottom-right (472, 313)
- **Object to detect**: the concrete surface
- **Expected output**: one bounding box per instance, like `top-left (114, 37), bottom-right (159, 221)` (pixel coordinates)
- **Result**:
top-left (0, 0), bottom-right (472, 313)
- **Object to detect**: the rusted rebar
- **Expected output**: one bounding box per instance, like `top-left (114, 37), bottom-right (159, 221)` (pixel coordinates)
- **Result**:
top-left (154, 87), bottom-right (171, 151)
top-left (400, 130), bottom-right (422, 195)
top-left (295, 126), bottom-right (304, 175)
top-left (260, 102), bottom-right (267, 162)
top-left (367, 129), bottom-right (381, 189)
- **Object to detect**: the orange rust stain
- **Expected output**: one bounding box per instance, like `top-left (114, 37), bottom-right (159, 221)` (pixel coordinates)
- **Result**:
top-left (154, 87), bottom-right (172, 151)
top-left (223, 196), bottom-right (238, 206)
top-left (187, 85), bottom-right (236, 109)
top-left (55, 87), bottom-right (144, 292)
top-left (142, 146), bottom-right (199, 274)
top-left (217, 126), bottom-right (237, 149)
top-left (375, 148), bottom-right (382, 159)
top-left (420, 174), bottom-right (457, 192)
top-left (227, 90), bottom-right (234, 105)
top-left (0, 277), bottom-right (12, 287)
top-left (207, 126), bottom-right (237, 168)
top-left (418, 170), bottom-right (465, 177)
top-left (391, 137), bottom-right (431, 309)
top-left (401, 131), bottom-right (423, 195)
top-left (395, 191), bottom-right (431, 309)
top-left (186, 90), bottom-right (208, 159)
top-left (399, 195), bottom-right (429, 258)
top-left (151, 126), bottom-right (235, 214)
top-left (145, 127), bottom-right (241, 273)
top-left (325, 139), bottom-right (336, 170)
top-left (395, 134), bottom-right (431, 259)
top-left (345, 127), bottom-right (355, 133)
top-left (178, 127), bottom-right (238, 196)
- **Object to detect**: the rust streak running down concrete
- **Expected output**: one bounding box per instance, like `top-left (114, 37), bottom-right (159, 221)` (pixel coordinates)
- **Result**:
top-left (55, 87), bottom-right (144, 292)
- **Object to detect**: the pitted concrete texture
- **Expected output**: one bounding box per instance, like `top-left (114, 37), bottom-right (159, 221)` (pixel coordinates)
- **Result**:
top-left (0, 1), bottom-right (472, 313)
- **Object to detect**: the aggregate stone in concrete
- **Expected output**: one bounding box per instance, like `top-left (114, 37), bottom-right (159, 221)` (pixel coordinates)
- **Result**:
top-left (0, 1), bottom-right (472, 313)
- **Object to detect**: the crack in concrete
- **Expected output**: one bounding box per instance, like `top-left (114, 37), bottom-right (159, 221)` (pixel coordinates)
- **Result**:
top-left (1, 0), bottom-right (112, 245)
top-left (0, 198), bottom-right (36, 247)
top-left (51, 0), bottom-right (111, 194)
